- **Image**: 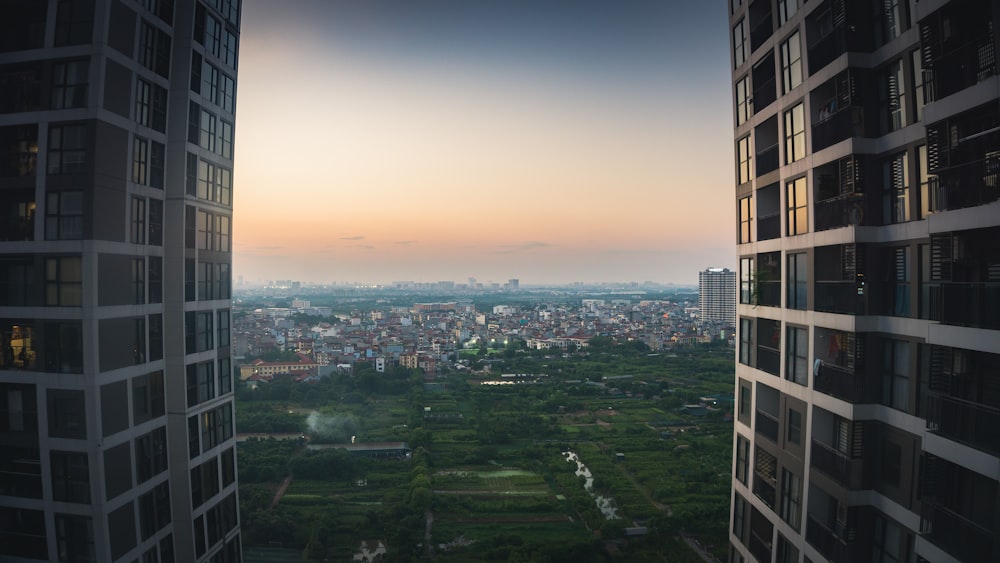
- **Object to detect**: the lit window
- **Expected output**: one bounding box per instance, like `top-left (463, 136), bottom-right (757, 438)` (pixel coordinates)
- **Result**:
top-left (735, 75), bottom-right (752, 126)
top-left (882, 59), bottom-right (907, 132)
top-left (738, 196), bottom-right (753, 244)
top-left (733, 19), bottom-right (747, 69)
top-left (783, 104), bottom-right (805, 163)
top-left (786, 176), bottom-right (807, 235)
top-left (777, 0), bottom-right (799, 25)
top-left (780, 31), bottom-right (802, 94)
top-left (738, 135), bottom-right (753, 184)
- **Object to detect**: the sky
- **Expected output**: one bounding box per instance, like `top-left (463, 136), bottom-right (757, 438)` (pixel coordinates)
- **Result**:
top-left (233, 0), bottom-right (734, 286)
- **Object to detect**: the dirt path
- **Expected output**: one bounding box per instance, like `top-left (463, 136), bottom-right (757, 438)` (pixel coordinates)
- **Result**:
top-left (270, 474), bottom-right (293, 509)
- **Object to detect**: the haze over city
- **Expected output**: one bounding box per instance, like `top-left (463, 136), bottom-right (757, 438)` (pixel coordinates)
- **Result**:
top-left (233, 0), bottom-right (733, 285)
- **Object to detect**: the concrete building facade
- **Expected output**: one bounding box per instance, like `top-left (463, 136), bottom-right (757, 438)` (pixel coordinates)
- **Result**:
top-left (0, 1), bottom-right (241, 561)
top-left (729, 1), bottom-right (999, 562)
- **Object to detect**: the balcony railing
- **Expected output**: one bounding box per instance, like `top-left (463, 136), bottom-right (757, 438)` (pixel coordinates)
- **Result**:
top-left (756, 144), bottom-right (779, 176)
top-left (814, 193), bottom-right (877, 231)
top-left (756, 345), bottom-right (780, 376)
top-left (748, 529), bottom-right (772, 563)
top-left (923, 503), bottom-right (996, 562)
top-left (0, 217), bottom-right (33, 241)
top-left (926, 282), bottom-right (1000, 330)
top-left (757, 213), bottom-right (780, 241)
top-left (928, 34), bottom-right (997, 100)
top-left (753, 472), bottom-right (776, 508)
top-left (810, 439), bottom-right (861, 488)
top-left (806, 515), bottom-right (857, 563)
top-left (755, 410), bottom-right (779, 443)
top-left (932, 157), bottom-right (1000, 212)
top-left (926, 394), bottom-right (1000, 455)
top-left (814, 362), bottom-right (873, 404)
top-left (812, 106), bottom-right (865, 152)
top-left (815, 281), bottom-right (867, 315)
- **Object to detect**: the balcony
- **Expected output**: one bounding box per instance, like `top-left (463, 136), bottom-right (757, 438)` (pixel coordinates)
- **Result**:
top-left (753, 472), bottom-right (776, 508)
top-left (927, 282), bottom-right (1000, 330)
top-left (756, 345), bottom-right (780, 376)
top-left (814, 193), bottom-right (877, 232)
top-left (923, 503), bottom-right (996, 562)
top-left (755, 410), bottom-right (779, 443)
top-left (932, 157), bottom-right (1000, 212)
top-left (926, 394), bottom-right (1000, 455)
top-left (926, 32), bottom-right (997, 101)
top-left (757, 213), bottom-right (780, 241)
top-left (806, 515), bottom-right (860, 563)
top-left (748, 529), bottom-right (772, 563)
top-left (756, 143), bottom-right (779, 177)
top-left (0, 217), bottom-right (32, 241)
top-left (814, 362), bottom-right (873, 404)
top-left (810, 440), bottom-right (862, 488)
top-left (757, 280), bottom-right (781, 308)
top-left (814, 281), bottom-right (867, 315)
top-left (812, 106), bottom-right (865, 152)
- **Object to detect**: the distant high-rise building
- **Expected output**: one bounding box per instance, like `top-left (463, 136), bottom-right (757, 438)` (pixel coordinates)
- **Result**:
top-left (0, 1), bottom-right (242, 561)
top-left (728, 1), bottom-right (999, 562)
top-left (699, 268), bottom-right (736, 326)
top-left (508, 278), bottom-right (519, 290)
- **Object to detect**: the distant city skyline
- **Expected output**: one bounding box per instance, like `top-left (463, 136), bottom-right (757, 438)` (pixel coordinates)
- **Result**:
top-left (233, 0), bottom-right (733, 285)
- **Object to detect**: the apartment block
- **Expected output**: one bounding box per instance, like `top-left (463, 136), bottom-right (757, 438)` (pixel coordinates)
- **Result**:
top-left (729, 0), bottom-right (999, 562)
top-left (0, 1), bottom-right (241, 561)
top-left (700, 267), bottom-right (737, 327)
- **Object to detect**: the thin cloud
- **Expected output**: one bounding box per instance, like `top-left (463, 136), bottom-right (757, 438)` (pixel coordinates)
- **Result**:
top-left (394, 240), bottom-right (417, 245)
top-left (492, 241), bottom-right (553, 254)
top-left (340, 235), bottom-right (365, 241)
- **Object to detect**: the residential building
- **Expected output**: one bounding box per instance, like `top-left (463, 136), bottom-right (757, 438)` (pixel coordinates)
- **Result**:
top-left (0, 1), bottom-right (242, 561)
top-left (729, 1), bottom-right (999, 562)
top-left (700, 267), bottom-right (737, 327)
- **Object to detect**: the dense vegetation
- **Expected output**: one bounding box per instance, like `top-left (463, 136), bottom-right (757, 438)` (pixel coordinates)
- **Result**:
top-left (237, 341), bottom-right (734, 562)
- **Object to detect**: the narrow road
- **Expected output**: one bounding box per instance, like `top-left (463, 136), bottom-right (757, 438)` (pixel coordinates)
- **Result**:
top-left (679, 531), bottom-right (721, 563)
top-left (270, 474), bottom-right (293, 509)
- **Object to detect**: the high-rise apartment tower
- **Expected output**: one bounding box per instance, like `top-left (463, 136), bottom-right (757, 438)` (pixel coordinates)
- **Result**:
top-left (0, 1), bottom-right (241, 561)
top-left (699, 267), bottom-right (737, 327)
top-left (729, 0), bottom-right (999, 561)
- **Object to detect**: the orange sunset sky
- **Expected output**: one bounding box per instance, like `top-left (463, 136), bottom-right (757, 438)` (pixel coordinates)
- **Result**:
top-left (232, 0), bottom-right (734, 285)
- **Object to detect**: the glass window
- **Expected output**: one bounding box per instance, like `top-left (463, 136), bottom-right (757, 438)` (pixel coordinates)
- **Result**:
top-left (917, 145), bottom-right (937, 218)
top-left (45, 257), bottom-right (82, 306)
top-left (786, 176), bottom-right (807, 235)
top-left (54, 0), bottom-right (95, 46)
top-left (51, 451), bottom-right (90, 503)
top-left (47, 124), bottom-right (87, 174)
top-left (882, 339), bottom-right (910, 411)
top-left (199, 109), bottom-right (216, 152)
top-left (779, 469), bottom-right (801, 530)
top-left (733, 19), bottom-right (747, 68)
top-left (135, 79), bottom-right (150, 126)
top-left (778, 0), bottom-right (799, 25)
top-left (134, 426), bottom-right (167, 483)
top-left (132, 136), bottom-right (148, 185)
top-left (51, 60), bottom-right (88, 109)
top-left (735, 75), bottom-right (752, 126)
top-left (218, 120), bottom-right (233, 159)
top-left (783, 103), bottom-right (805, 164)
top-left (911, 50), bottom-right (925, 123)
top-left (787, 409), bottom-right (802, 445)
top-left (780, 31), bottom-right (802, 94)
top-left (889, 247), bottom-right (910, 316)
top-left (787, 252), bottom-right (806, 309)
top-left (786, 326), bottom-right (807, 385)
top-left (739, 196), bottom-right (753, 244)
top-left (48, 389), bottom-right (86, 439)
top-left (882, 59), bottom-right (907, 132)
top-left (132, 258), bottom-right (145, 305)
top-left (215, 214), bottom-right (230, 252)
top-left (738, 135), bottom-right (753, 184)
top-left (130, 196), bottom-right (146, 244)
top-left (739, 318), bottom-right (753, 365)
top-left (883, 152), bottom-right (910, 223)
top-left (735, 435), bottom-right (750, 484)
top-left (740, 256), bottom-right (755, 304)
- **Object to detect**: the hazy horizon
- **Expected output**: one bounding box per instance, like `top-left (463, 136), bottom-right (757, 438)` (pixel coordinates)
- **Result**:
top-left (233, 1), bottom-right (734, 286)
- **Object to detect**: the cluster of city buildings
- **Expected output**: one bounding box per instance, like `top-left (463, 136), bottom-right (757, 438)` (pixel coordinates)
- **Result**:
top-left (729, 0), bottom-right (999, 562)
top-left (233, 293), bottom-right (729, 384)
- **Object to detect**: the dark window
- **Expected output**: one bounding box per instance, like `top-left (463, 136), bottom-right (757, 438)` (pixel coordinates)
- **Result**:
top-left (739, 256), bottom-right (754, 304)
top-left (135, 426), bottom-right (168, 483)
top-left (186, 311), bottom-right (214, 353)
top-left (149, 198), bottom-right (163, 245)
top-left (787, 253), bottom-right (806, 309)
top-left (880, 440), bottom-right (902, 487)
top-left (51, 59), bottom-right (88, 109)
top-left (51, 451), bottom-right (89, 503)
top-left (55, 0), bottom-right (95, 46)
top-left (132, 371), bottom-right (165, 425)
top-left (150, 141), bottom-right (165, 187)
top-left (45, 256), bottom-right (82, 306)
top-left (148, 313), bottom-right (163, 361)
top-left (787, 409), bottom-right (802, 446)
top-left (107, 502), bottom-right (137, 560)
top-left (138, 481), bottom-right (171, 540)
top-left (221, 448), bottom-right (235, 487)
top-left (149, 258), bottom-right (163, 304)
top-left (131, 197), bottom-right (146, 245)
top-left (0, 124), bottom-right (39, 177)
top-left (48, 389), bottom-right (86, 439)
top-left (132, 136), bottom-right (148, 184)
top-left (132, 257), bottom-right (145, 304)
top-left (138, 20), bottom-right (170, 77)
top-left (47, 124), bottom-right (87, 174)
top-left (188, 415), bottom-right (200, 459)
top-left (54, 513), bottom-right (95, 562)
top-left (103, 442), bottom-right (132, 500)
top-left (882, 339), bottom-right (910, 411)
top-left (739, 318), bottom-right (753, 366)
top-left (735, 435), bottom-right (750, 484)
top-left (100, 380), bottom-right (129, 437)
top-left (186, 360), bottom-right (215, 407)
top-left (218, 356), bottom-right (232, 395)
